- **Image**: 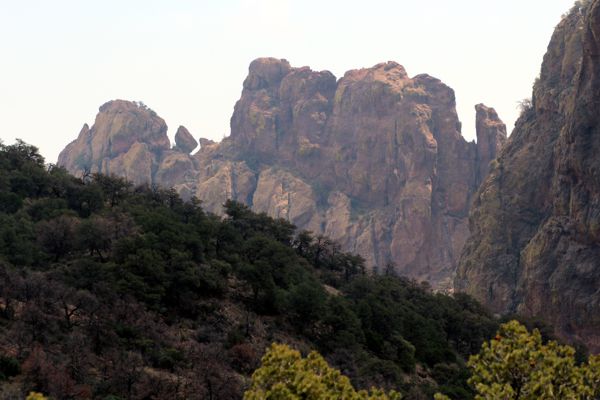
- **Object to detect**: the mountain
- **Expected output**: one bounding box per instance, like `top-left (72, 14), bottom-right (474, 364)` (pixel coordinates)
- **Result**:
top-left (456, 0), bottom-right (600, 352)
top-left (58, 61), bottom-right (506, 288)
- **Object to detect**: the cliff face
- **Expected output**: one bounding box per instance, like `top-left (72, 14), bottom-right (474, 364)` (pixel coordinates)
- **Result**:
top-left (58, 61), bottom-right (505, 287)
top-left (457, 0), bottom-right (600, 351)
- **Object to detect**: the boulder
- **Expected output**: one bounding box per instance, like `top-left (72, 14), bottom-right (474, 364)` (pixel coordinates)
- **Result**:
top-left (174, 125), bottom-right (198, 153)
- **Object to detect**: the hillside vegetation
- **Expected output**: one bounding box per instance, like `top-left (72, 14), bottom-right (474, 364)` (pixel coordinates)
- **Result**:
top-left (0, 140), bottom-right (501, 399)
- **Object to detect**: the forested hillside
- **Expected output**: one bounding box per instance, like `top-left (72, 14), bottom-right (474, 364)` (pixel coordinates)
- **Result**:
top-left (0, 140), bottom-right (501, 399)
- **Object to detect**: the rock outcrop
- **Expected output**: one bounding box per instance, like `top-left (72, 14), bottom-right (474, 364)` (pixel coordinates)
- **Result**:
top-left (457, 0), bottom-right (600, 351)
top-left (475, 104), bottom-right (507, 184)
top-left (57, 100), bottom-right (170, 186)
top-left (58, 60), bottom-right (506, 288)
top-left (174, 125), bottom-right (198, 153)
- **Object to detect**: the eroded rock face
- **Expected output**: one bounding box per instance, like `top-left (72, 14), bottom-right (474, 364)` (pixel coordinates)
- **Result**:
top-left (230, 58), bottom-right (336, 170)
top-left (457, 0), bottom-right (600, 351)
top-left (58, 60), bottom-right (505, 288)
top-left (475, 104), bottom-right (507, 184)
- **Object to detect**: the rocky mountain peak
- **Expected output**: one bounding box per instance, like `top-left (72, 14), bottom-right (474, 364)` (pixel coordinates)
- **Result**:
top-left (58, 59), bottom-right (506, 288)
top-left (88, 100), bottom-right (169, 157)
top-left (243, 57), bottom-right (292, 90)
top-left (230, 59), bottom-right (336, 163)
top-left (57, 100), bottom-right (169, 185)
top-left (341, 61), bottom-right (409, 89)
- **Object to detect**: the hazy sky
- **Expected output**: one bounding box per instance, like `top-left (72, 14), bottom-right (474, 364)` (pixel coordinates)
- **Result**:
top-left (0, 0), bottom-right (575, 163)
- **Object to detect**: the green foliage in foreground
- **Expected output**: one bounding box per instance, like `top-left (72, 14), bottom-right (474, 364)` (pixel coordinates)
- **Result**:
top-left (25, 393), bottom-right (48, 400)
top-left (467, 320), bottom-right (600, 399)
top-left (244, 343), bottom-right (401, 400)
top-left (252, 322), bottom-right (600, 400)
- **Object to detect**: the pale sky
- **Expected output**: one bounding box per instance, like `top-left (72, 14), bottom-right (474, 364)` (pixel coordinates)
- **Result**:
top-left (0, 0), bottom-right (575, 163)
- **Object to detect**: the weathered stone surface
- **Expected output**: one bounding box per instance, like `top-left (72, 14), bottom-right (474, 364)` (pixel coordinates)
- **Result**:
top-left (230, 58), bottom-right (336, 170)
top-left (106, 142), bottom-right (156, 187)
top-left (194, 160), bottom-right (256, 215)
top-left (58, 60), bottom-right (506, 288)
top-left (475, 104), bottom-right (507, 184)
top-left (199, 138), bottom-right (216, 149)
top-left (252, 168), bottom-right (322, 233)
top-left (154, 150), bottom-right (197, 192)
top-left (174, 125), bottom-right (198, 153)
top-left (457, 0), bottom-right (600, 351)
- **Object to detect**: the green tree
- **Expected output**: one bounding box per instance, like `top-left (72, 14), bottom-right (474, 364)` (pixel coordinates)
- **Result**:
top-left (26, 393), bottom-right (48, 400)
top-left (244, 343), bottom-right (401, 400)
top-left (0, 354), bottom-right (20, 380)
top-left (467, 320), bottom-right (600, 399)
top-left (36, 214), bottom-right (79, 261)
top-left (92, 173), bottom-right (131, 207)
top-left (287, 280), bottom-right (327, 327)
top-left (76, 215), bottom-right (112, 260)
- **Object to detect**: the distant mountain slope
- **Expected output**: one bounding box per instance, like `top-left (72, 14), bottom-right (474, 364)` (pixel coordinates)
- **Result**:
top-left (58, 61), bottom-right (505, 288)
top-left (457, 0), bottom-right (600, 352)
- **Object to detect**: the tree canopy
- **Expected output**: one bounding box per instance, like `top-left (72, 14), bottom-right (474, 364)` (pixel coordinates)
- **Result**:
top-left (244, 343), bottom-right (402, 400)
top-left (467, 320), bottom-right (600, 399)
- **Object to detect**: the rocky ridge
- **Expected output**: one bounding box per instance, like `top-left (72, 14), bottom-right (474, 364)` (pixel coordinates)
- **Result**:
top-left (58, 60), bottom-right (506, 287)
top-left (457, 0), bottom-right (600, 351)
